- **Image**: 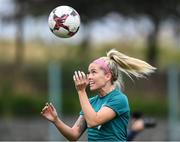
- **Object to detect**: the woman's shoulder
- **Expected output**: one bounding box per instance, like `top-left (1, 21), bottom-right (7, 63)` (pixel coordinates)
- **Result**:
top-left (111, 89), bottom-right (128, 101)
top-left (111, 89), bottom-right (125, 96)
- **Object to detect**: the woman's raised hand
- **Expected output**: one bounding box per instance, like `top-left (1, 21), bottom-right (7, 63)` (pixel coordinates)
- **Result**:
top-left (73, 71), bottom-right (89, 92)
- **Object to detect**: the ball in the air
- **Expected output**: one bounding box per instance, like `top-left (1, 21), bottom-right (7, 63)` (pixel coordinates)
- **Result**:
top-left (48, 5), bottom-right (80, 38)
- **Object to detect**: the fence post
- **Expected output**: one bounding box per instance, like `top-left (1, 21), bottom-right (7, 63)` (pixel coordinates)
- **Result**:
top-left (48, 62), bottom-right (63, 141)
top-left (168, 67), bottom-right (180, 140)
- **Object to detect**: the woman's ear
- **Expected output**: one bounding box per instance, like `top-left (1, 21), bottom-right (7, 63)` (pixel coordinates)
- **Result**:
top-left (105, 72), bottom-right (112, 81)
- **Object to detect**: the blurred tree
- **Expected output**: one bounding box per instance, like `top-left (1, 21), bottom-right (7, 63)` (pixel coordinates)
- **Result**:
top-left (10, 0), bottom-right (180, 65)
top-left (1, 1), bottom-right (26, 66)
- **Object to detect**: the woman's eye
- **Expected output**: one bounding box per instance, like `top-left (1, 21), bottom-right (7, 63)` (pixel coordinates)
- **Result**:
top-left (92, 70), bottom-right (96, 73)
top-left (88, 69), bottom-right (96, 75)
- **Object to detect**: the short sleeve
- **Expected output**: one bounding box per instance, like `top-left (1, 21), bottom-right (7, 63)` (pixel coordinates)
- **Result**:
top-left (104, 94), bottom-right (129, 116)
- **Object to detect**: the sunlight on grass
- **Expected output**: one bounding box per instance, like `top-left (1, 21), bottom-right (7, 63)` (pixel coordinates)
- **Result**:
top-left (0, 39), bottom-right (179, 69)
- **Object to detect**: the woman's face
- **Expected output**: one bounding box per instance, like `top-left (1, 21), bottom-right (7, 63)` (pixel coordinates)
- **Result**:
top-left (88, 63), bottom-right (111, 91)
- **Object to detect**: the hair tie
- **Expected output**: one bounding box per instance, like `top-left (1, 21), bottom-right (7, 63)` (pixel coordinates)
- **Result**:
top-left (92, 58), bottom-right (111, 74)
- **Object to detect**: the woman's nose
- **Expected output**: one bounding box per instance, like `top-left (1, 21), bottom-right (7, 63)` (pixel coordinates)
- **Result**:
top-left (87, 74), bottom-right (91, 79)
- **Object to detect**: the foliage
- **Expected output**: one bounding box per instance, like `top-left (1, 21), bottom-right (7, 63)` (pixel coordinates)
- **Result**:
top-left (0, 40), bottom-right (179, 118)
top-left (0, 94), bottom-right (47, 117)
top-left (129, 94), bottom-right (168, 117)
top-left (13, 0), bottom-right (180, 22)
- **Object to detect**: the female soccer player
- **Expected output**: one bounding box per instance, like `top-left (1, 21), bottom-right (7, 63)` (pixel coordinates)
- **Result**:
top-left (41, 49), bottom-right (156, 141)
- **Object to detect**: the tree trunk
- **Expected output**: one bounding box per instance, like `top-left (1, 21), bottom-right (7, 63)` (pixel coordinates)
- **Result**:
top-left (146, 19), bottom-right (159, 66)
top-left (15, 17), bottom-right (24, 67)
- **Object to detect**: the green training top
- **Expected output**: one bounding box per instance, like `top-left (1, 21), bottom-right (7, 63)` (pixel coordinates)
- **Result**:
top-left (80, 89), bottom-right (130, 141)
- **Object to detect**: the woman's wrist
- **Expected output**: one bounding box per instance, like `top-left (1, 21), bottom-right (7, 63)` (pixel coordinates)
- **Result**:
top-left (77, 89), bottom-right (86, 95)
top-left (53, 115), bottom-right (59, 124)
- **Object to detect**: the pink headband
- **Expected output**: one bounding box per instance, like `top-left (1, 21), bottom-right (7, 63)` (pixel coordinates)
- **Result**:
top-left (93, 58), bottom-right (111, 73)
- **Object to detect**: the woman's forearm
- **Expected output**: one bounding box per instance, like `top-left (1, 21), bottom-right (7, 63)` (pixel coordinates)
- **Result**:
top-left (53, 117), bottom-right (78, 141)
top-left (78, 90), bottom-right (98, 127)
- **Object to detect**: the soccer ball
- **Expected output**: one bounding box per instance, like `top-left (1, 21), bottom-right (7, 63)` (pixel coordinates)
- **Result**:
top-left (48, 5), bottom-right (80, 38)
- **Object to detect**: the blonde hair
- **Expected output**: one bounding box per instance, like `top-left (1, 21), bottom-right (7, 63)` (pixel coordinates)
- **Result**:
top-left (103, 49), bottom-right (156, 89)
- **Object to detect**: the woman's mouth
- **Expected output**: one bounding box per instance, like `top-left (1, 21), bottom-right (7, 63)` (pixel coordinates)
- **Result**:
top-left (89, 81), bottom-right (95, 87)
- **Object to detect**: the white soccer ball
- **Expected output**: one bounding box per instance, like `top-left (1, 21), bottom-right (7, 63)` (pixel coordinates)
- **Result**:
top-left (48, 5), bottom-right (80, 38)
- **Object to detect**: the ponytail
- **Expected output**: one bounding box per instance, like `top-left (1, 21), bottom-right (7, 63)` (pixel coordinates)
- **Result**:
top-left (92, 49), bottom-right (156, 91)
top-left (107, 49), bottom-right (156, 80)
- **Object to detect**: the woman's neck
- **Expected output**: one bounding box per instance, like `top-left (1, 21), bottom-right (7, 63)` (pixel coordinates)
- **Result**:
top-left (98, 85), bottom-right (115, 97)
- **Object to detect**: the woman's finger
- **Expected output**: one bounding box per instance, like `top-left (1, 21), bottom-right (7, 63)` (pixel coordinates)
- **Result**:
top-left (81, 71), bottom-right (86, 79)
top-left (73, 71), bottom-right (80, 88)
top-left (74, 71), bottom-right (79, 81)
top-left (73, 75), bottom-right (76, 81)
top-left (78, 71), bottom-right (83, 80)
top-left (49, 103), bottom-right (55, 111)
top-left (82, 72), bottom-right (89, 85)
top-left (41, 106), bottom-right (48, 113)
